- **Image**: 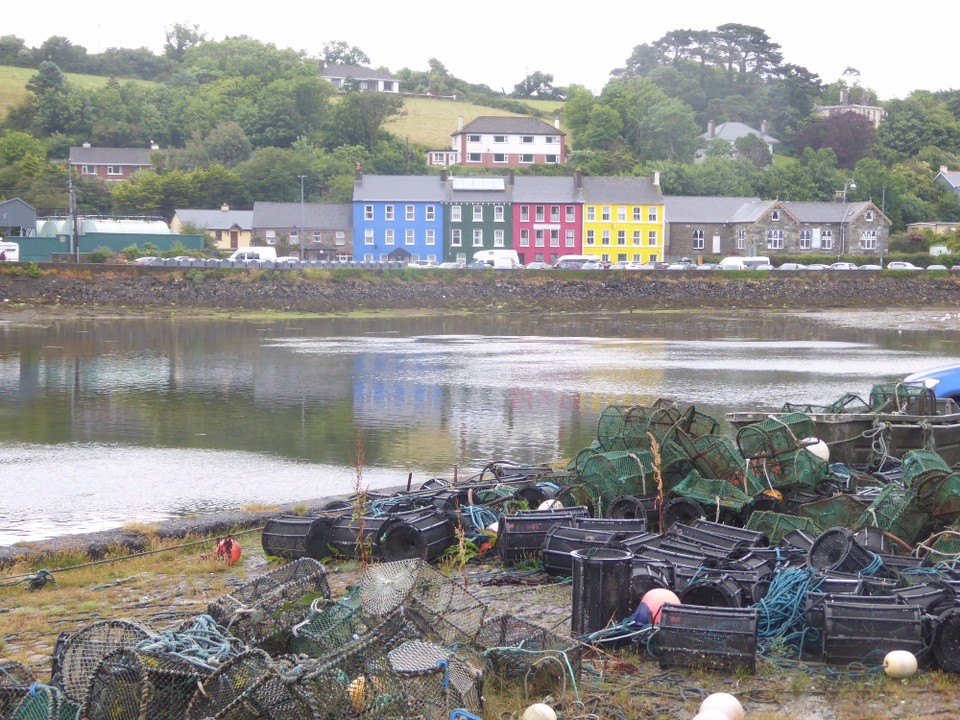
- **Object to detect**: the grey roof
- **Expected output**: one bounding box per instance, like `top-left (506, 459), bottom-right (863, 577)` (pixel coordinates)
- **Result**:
top-left (320, 64), bottom-right (398, 81)
top-left (937, 170), bottom-right (960, 189)
top-left (784, 201), bottom-right (881, 224)
top-left (512, 176), bottom-right (582, 203)
top-left (580, 176), bottom-right (662, 204)
top-left (69, 146), bottom-right (153, 165)
top-left (253, 202), bottom-right (352, 229)
top-left (664, 196), bottom-right (763, 223)
top-left (353, 175), bottom-right (446, 202)
top-left (174, 208), bottom-right (253, 230)
top-left (457, 116), bottom-right (564, 137)
top-left (701, 121), bottom-right (779, 145)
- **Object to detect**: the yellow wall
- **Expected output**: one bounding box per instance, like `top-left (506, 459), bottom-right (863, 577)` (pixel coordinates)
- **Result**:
top-left (582, 203), bottom-right (665, 263)
top-left (170, 215), bottom-right (253, 249)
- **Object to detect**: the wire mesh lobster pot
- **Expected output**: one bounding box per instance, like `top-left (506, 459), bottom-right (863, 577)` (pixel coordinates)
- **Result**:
top-left (675, 431), bottom-right (745, 485)
top-left (207, 558), bottom-right (330, 650)
top-left (261, 515), bottom-right (335, 560)
top-left (497, 507), bottom-right (589, 563)
top-left (798, 494), bottom-right (868, 531)
top-left (870, 381), bottom-right (938, 415)
top-left (655, 604), bottom-right (758, 673)
top-left (931, 473), bottom-right (960, 522)
top-left (854, 485), bottom-right (931, 547)
top-left (578, 450), bottom-right (657, 514)
top-left (902, 449), bottom-right (951, 488)
top-left (596, 405), bottom-right (655, 451)
top-left (571, 547), bottom-right (635, 635)
top-left (377, 507), bottom-right (456, 563)
top-left (386, 640), bottom-right (482, 717)
top-left (746, 449), bottom-right (827, 494)
top-left (668, 471), bottom-right (752, 523)
top-left (9, 684), bottom-right (80, 720)
top-left (822, 600), bottom-right (923, 666)
top-left (927, 523), bottom-right (960, 561)
top-left (82, 648), bottom-right (214, 720)
top-left (807, 527), bottom-right (878, 575)
top-left (287, 595), bottom-right (372, 658)
top-left (475, 614), bottom-right (581, 697)
top-left (0, 662), bottom-right (33, 720)
top-left (56, 619), bottom-right (157, 703)
top-left (933, 607), bottom-right (960, 674)
top-left (736, 413), bottom-right (817, 459)
top-left (744, 511), bottom-right (822, 545)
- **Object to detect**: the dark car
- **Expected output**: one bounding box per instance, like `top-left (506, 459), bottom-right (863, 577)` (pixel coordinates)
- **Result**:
top-left (555, 260), bottom-right (586, 270)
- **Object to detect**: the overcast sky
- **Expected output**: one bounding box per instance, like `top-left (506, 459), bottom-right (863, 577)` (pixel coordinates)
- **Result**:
top-left (6, 2), bottom-right (950, 101)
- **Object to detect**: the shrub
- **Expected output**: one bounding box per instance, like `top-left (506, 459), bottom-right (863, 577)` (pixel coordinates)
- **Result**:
top-left (86, 246), bottom-right (114, 263)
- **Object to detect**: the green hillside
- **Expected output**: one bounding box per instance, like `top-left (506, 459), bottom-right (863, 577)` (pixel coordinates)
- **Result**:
top-left (0, 66), bottom-right (156, 120)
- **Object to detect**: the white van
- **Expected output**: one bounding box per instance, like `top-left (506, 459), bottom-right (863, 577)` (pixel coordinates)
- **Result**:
top-left (552, 254), bottom-right (595, 269)
top-left (472, 249), bottom-right (521, 269)
top-left (0, 241), bottom-right (20, 262)
top-left (228, 246), bottom-right (278, 263)
top-left (718, 256), bottom-right (771, 270)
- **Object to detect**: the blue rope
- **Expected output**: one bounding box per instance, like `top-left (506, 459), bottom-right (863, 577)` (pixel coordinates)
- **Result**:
top-left (752, 567), bottom-right (819, 655)
top-left (857, 553), bottom-right (885, 577)
top-left (135, 614), bottom-right (246, 670)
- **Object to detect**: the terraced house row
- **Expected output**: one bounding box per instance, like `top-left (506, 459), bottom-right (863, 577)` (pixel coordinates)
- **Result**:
top-left (352, 168), bottom-right (666, 265)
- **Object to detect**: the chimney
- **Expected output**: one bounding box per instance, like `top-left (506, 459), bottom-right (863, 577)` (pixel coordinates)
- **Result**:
top-left (651, 170), bottom-right (660, 187)
top-left (508, 169), bottom-right (515, 186)
top-left (941, 165), bottom-right (949, 174)
top-left (440, 167), bottom-right (448, 182)
top-left (150, 141), bottom-right (159, 150)
top-left (554, 114), bottom-right (560, 129)
top-left (574, 169), bottom-right (582, 189)
top-left (840, 87), bottom-right (849, 106)
top-left (760, 119), bottom-right (768, 136)
top-left (707, 120), bottom-right (715, 138)
top-left (221, 203), bottom-right (229, 212)
top-left (355, 162), bottom-right (363, 184)
top-left (458, 114), bottom-right (464, 132)
top-left (82, 141), bottom-right (91, 148)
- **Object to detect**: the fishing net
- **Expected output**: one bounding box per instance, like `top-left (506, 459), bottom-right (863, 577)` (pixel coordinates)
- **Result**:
top-left (596, 405), bottom-right (653, 451)
top-left (386, 640), bottom-right (482, 716)
top-left (744, 511), bottom-right (823, 545)
top-left (781, 393), bottom-right (871, 415)
top-left (798, 494), bottom-right (869, 531)
top-left (932, 473), bottom-right (960, 522)
top-left (736, 413), bottom-right (817, 459)
top-left (925, 524), bottom-right (960, 560)
top-left (675, 431), bottom-right (745, 484)
top-left (9, 685), bottom-right (80, 720)
top-left (56, 619), bottom-right (156, 703)
top-left (669, 470), bottom-right (752, 515)
top-left (567, 444), bottom-right (601, 473)
top-left (854, 485), bottom-right (931, 546)
top-left (683, 406), bottom-right (721, 438)
top-left (288, 593), bottom-right (371, 658)
top-left (870, 382), bottom-right (939, 415)
top-left (578, 450), bottom-right (657, 513)
top-left (206, 558), bottom-right (330, 650)
top-left (745, 449), bottom-right (827, 494)
top-left (902, 449), bottom-right (952, 492)
top-left (648, 405), bottom-right (688, 445)
top-left (0, 662), bottom-right (33, 720)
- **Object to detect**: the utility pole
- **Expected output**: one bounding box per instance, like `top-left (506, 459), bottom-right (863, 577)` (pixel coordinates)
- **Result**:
top-left (68, 166), bottom-right (79, 262)
top-left (298, 174), bottom-right (307, 261)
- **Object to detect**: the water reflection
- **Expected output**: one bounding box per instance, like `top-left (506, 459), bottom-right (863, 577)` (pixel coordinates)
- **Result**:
top-left (1, 311), bottom-right (958, 543)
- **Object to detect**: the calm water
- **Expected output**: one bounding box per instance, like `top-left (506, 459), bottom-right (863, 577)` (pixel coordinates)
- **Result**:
top-left (1, 311), bottom-right (958, 544)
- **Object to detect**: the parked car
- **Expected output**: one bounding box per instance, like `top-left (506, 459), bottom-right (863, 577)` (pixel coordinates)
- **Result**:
top-left (275, 255), bottom-right (301, 262)
top-left (830, 262), bottom-right (859, 270)
top-left (775, 263), bottom-right (807, 271)
top-left (858, 264), bottom-right (882, 270)
top-left (927, 264), bottom-right (948, 271)
top-left (466, 260), bottom-right (489, 269)
top-left (555, 260), bottom-right (586, 270)
top-left (695, 263), bottom-right (720, 270)
top-left (755, 263), bottom-right (774, 270)
top-left (580, 260), bottom-right (603, 270)
top-left (406, 260), bottom-right (439, 269)
top-left (134, 256), bottom-right (162, 265)
top-left (525, 261), bottom-right (553, 270)
top-left (886, 261), bottom-right (922, 270)
top-left (804, 263), bottom-right (830, 270)
top-left (665, 262), bottom-right (695, 270)
top-left (438, 261), bottom-right (466, 269)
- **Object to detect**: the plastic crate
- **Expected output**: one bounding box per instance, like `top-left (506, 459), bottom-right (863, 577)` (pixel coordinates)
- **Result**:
top-left (656, 604), bottom-right (758, 673)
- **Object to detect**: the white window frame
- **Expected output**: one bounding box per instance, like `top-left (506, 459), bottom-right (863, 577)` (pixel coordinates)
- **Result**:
top-left (821, 230), bottom-right (833, 250)
top-left (426, 229), bottom-right (435, 245)
top-left (551, 206), bottom-right (560, 222)
top-left (521, 136), bottom-right (534, 143)
top-left (520, 154), bottom-right (534, 163)
top-left (545, 155), bottom-right (558, 164)
top-left (493, 153), bottom-right (508, 163)
top-left (451, 229), bottom-right (462, 246)
top-left (535, 229), bottom-right (545, 247)
top-left (494, 205), bottom-right (504, 222)
top-left (520, 205), bottom-right (530, 222)
top-left (472, 229), bottom-right (483, 247)
top-left (633, 207), bottom-right (642, 221)
top-left (861, 230), bottom-right (877, 250)
top-left (493, 135), bottom-right (507, 143)
top-left (385, 205), bottom-right (394, 221)
top-left (648, 230), bottom-right (657, 246)
top-left (602, 206), bottom-right (611, 221)
top-left (107, 165), bottom-right (122, 176)
top-left (405, 229), bottom-right (415, 245)
top-left (467, 153), bottom-right (482, 163)
top-left (617, 206), bottom-right (626, 221)
top-left (565, 206), bottom-right (575, 222)
top-left (586, 207), bottom-right (596, 221)
top-left (633, 230), bottom-right (642, 245)
top-left (467, 134), bottom-right (481, 142)
top-left (550, 229), bottom-right (559, 247)
top-left (472, 205), bottom-right (483, 222)
top-left (385, 229), bottom-right (395, 245)
top-left (405, 205), bottom-right (415, 221)
top-left (451, 205), bottom-right (461, 222)
top-left (494, 229), bottom-right (505, 247)
top-left (601, 230), bottom-right (611, 246)
top-left (364, 229), bottom-right (374, 245)
top-left (426, 206), bottom-right (435, 221)
top-left (520, 229), bottom-right (530, 247)
top-left (364, 205), bottom-right (374, 221)
top-left (586, 229), bottom-right (595, 245)
top-left (737, 229), bottom-right (745, 250)
top-left (766, 229), bottom-right (784, 249)
top-left (799, 229), bottom-right (812, 250)
top-left (535, 205), bottom-right (545, 222)
top-left (565, 230), bottom-right (575, 247)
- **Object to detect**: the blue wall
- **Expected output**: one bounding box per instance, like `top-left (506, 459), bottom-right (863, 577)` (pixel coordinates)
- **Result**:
top-left (353, 202), bottom-right (445, 263)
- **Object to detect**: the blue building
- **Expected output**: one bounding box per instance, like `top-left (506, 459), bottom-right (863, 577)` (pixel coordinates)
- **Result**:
top-left (352, 169), bottom-right (445, 263)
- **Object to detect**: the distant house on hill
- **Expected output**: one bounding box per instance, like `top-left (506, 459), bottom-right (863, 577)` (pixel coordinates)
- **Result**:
top-left (171, 205), bottom-right (254, 250)
top-left (696, 121), bottom-right (779, 162)
top-left (816, 87), bottom-right (886, 129)
top-left (320, 64), bottom-right (399, 93)
top-left (69, 143), bottom-right (156, 181)
top-left (428, 115), bottom-right (566, 167)
top-left (935, 166), bottom-right (960, 202)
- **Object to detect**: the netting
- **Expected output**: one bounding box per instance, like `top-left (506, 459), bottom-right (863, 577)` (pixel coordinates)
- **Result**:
top-left (9, 685), bottom-right (80, 720)
top-left (56, 619), bottom-right (156, 703)
top-left (745, 449), bottom-right (827, 494)
top-left (0, 662), bottom-right (33, 720)
top-left (206, 557), bottom-right (330, 649)
top-left (669, 470), bottom-right (752, 515)
top-left (736, 413), bottom-right (817, 459)
top-left (932, 473), bottom-right (960, 522)
top-left (781, 393), bottom-right (871, 415)
top-left (386, 640), bottom-right (482, 717)
top-left (675, 431), bottom-right (745, 484)
top-left (854, 485), bottom-right (931, 546)
top-left (578, 450), bottom-right (656, 512)
top-left (288, 594), bottom-right (371, 658)
top-left (744, 511), bottom-right (822, 544)
top-left (870, 382), bottom-right (938, 415)
top-left (596, 405), bottom-right (654, 451)
top-left (902, 449), bottom-right (952, 497)
top-left (798, 494), bottom-right (868, 531)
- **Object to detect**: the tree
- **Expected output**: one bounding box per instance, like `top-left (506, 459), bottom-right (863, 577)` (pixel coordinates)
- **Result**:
top-left (734, 133), bottom-right (772, 169)
top-left (512, 71), bottom-right (562, 99)
top-left (875, 92), bottom-right (960, 163)
top-left (563, 86), bottom-right (595, 137)
top-left (0, 131), bottom-right (46, 165)
top-left (0, 35), bottom-right (32, 67)
top-left (37, 36), bottom-right (88, 72)
top-left (26, 61), bottom-right (65, 95)
top-left (793, 112), bottom-right (875, 169)
top-left (321, 41), bottom-right (370, 67)
top-left (164, 23), bottom-right (206, 62)
top-left (321, 92), bottom-right (403, 151)
top-left (578, 105), bottom-right (623, 151)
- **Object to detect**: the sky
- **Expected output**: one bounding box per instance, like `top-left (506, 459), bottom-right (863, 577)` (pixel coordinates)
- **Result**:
top-left (5, 2), bottom-right (951, 101)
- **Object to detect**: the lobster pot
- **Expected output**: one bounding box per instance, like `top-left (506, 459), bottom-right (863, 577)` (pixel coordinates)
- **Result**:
top-left (497, 507), bottom-right (589, 563)
top-left (746, 511), bottom-right (822, 546)
top-left (813, 575), bottom-right (865, 596)
top-left (378, 508), bottom-right (455, 563)
top-left (579, 451), bottom-right (657, 514)
top-left (656, 604), bottom-right (758, 673)
top-left (630, 562), bottom-right (673, 605)
top-left (324, 514), bottom-right (402, 560)
top-left (287, 596), bottom-right (371, 657)
top-left (10, 685), bottom-right (80, 720)
top-left (807, 528), bottom-right (877, 575)
top-left (669, 471), bottom-right (753, 520)
top-left (747, 449), bottom-right (827, 494)
top-left (675, 431), bottom-right (746, 485)
top-left (691, 518), bottom-right (767, 547)
top-left (781, 528), bottom-right (819, 552)
top-left (83, 649), bottom-right (213, 720)
top-left (932, 474), bottom-right (960, 522)
top-left (869, 381), bottom-right (938, 415)
top-left (515, 482), bottom-right (562, 508)
top-left (261, 515), bottom-right (335, 560)
top-left (57, 619), bottom-right (156, 703)
top-left (736, 413), bottom-right (817, 459)
top-left (902, 449), bottom-right (952, 490)
top-left (207, 558), bottom-right (330, 649)
top-left (636, 546), bottom-right (706, 591)
top-left (541, 525), bottom-right (621, 576)
top-left (607, 532), bottom-right (660, 556)
top-left (822, 601), bottom-right (923, 666)
top-left (933, 607), bottom-right (960, 673)
top-left (852, 526), bottom-right (890, 554)
top-left (803, 592), bottom-right (900, 639)
top-left (596, 405), bottom-right (653, 451)
top-left (684, 407), bottom-right (721, 438)
top-left (571, 516), bottom-right (649, 534)
top-left (678, 576), bottom-right (745, 609)
top-left (1, 662), bottom-right (34, 720)
top-left (890, 583), bottom-right (956, 615)
top-left (429, 489), bottom-right (468, 516)
top-left (571, 548), bottom-right (635, 636)
top-left (661, 497), bottom-right (705, 531)
top-left (606, 494), bottom-right (657, 526)
top-left (386, 641), bottom-right (482, 717)
top-left (798, 495), bottom-right (868, 532)
top-left (419, 477), bottom-right (449, 492)
top-left (854, 485), bottom-right (931, 546)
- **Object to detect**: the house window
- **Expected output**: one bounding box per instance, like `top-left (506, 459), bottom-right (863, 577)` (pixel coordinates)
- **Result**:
top-left (648, 230), bottom-right (657, 246)
top-left (546, 136), bottom-right (559, 144)
top-left (866, 210), bottom-right (874, 221)
top-left (771, 210), bottom-right (780, 221)
top-left (473, 229), bottom-right (483, 246)
top-left (535, 205), bottom-right (545, 222)
top-left (535, 230), bottom-right (545, 247)
top-left (363, 253), bottom-right (373, 262)
top-left (406, 229), bottom-right (415, 245)
top-left (107, 165), bottom-right (122, 176)
top-left (633, 207), bottom-right (642, 221)
top-left (648, 207), bottom-right (658, 222)
top-left (290, 231), bottom-right (299, 245)
top-left (494, 229), bottom-right (505, 247)
top-left (520, 229), bottom-right (530, 247)
top-left (472, 205), bottom-right (483, 222)
top-left (426, 206), bottom-right (435, 221)
top-left (520, 154), bottom-right (534, 163)
top-left (426, 229), bottom-right (435, 245)
top-left (545, 155), bottom-right (558, 163)
top-left (737, 229), bottom-right (746, 250)
top-left (385, 205), bottom-right (394, 221)
top-left (521, 136), bottom-right (534, 143)
top-left (364, 229), bottom-right (374, 245)
top-left (602, 206), bottom-right (611, 221)
top-left (565, 206), bottom-right (575, 222)
top-left (821, 230), bottom-right (833, 250)
top-left (451, 229), bottom-right (462, 246)
top-left (586, 230), bottom-right (595, 245)
top-left (551, 206), bottom-right (560, 222)
top-left (385, 229), bottom-right (395, 245)
top-left (335, 231), bottom-right (346, 245)
top-left (405, 205), bottom-right (415, 221)
top-left (550, 229), bottom-right (559, 247)
top-left (617, 230), bottom-right (626, 245)
top-left (693, 229), bottom-right (705, 250)
top-left (494, 135), bottom-right (507, 143)
top-left (456, 252), bottom-right (467, 264)
top-left (451, 205), bottom-right (461, 222)
top-left (493, 153), bottom-right (507, 163)
top-left (467, 153), bottom-right (481, 162)
top-left (617, 207), bottom-right (626, 221)
top-left (266, 230), bottom-right (276, 244)
top-left (565, 230), bottom-right (575, 247)
top-left (586, 207), bottom-right (596, 221)
top-left (799, 229), bottom-right (812, 250)
top-left (81, 165), bottom-right (95, 174)
top-left (364, 205), bottom-right (374, 221)
top-left (520, 206), bottom-right (530, 222)
top-left (766, 229), bottom-right (784, 249)
top-left (601, 230), bottom-right (611, 246)
top-left (494, 205), bottom-right (504, 222)
top-left (467, 134), bottom-right (481, 142)
top-left (861, 230), bottom-right (877, 250)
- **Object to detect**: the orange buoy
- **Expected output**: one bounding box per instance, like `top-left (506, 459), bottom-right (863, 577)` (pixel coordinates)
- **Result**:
top-left (215, 537), bottom-right (242, 565)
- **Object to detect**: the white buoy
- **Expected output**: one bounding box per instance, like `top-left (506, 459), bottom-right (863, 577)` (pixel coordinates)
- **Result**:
top-left (521, 703), bottom-right (558, 720)
top-left (692, 710), bottom-right (731, 720)
top-left (801, 437), bottom-right (830, 462)
top-left (538, 499), bottom-right (564, 510)
top-left (883, 649), bottom-right (918, 678)
top-left (699, 692), bottom-right (745, 720)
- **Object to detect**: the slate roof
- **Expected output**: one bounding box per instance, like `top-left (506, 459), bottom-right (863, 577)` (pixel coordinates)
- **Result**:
top-left (456, 116), bottom-right (564, 137)
top-left (352, 175), bottom-right (446, 203)
top-left (69, 147), bottom-right (153, 165)
top-left (664, 196), bottom-right (763, 223)
top-left (936, 170), bottom-right (960, 190)
top-left (784, 201), bottom-right (884, 224)
top-left (444, 176), bottom-right (513, 203)
top-left (320, 64), bottom-right (398, 81)
top-left (174, 208), bottom-right (253, 230)
top-left (512, 176), bottom-right (583, 203)
top-left (253, 203), bottom-right (352, 229)
top-left (580, 176), bottom-right (662, 205)
top-left (701, 122), bottom-right (779, 145)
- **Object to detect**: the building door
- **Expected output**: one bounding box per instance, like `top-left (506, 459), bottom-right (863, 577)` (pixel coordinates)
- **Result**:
top-left (230, 231), bottom-right (239, 249)
top-left (712, 235), bottom-right (721, 253)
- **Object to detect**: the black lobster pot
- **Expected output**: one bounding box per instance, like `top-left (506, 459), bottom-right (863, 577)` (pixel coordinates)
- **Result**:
top-left (808, 527), bottom-right (877, 575)
top-left (515, 483), bottom-right (562, 508)
top-left (678, 575), bottom-right (745, 608)
top-left (571, 547), bottom-right (635, 636)
top-left (606, 532), bottom-right (660, 556)
top-left (630, 561), bottom-right (673, 606)
top-left (656, 604), bottom-right (758, 673)
top-left (780, 528), bottom-right (818, 552)
top-left (542, 524), bottom-right (621, 577)
top-left (821, 599), bottom-right (923, 666)
top-left (891, 582), bottom-right (957, 615)
top-left (661, 497), bottom-right (705, 530)
top-left (325, 513), bottom-right (402, 559)
top-left (261, 515), bottom-right (335, 560)
top-left (497, 507), bottom-right (589, 564)
top-left (419, 477), bottom-right (449, 492)
top-left (690, 519), bottom-right (768, 548)
top-left (571, 516), bottom-right (649, 534)
top-left (606, 494), bottom-right (657, 526)
top-left (933, 607), bottom-right (960, 673)
top-left (378, 507), bottom-right (456, 563)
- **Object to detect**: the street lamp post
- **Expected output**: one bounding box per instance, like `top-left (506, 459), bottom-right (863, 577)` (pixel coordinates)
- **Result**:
top-left (298, 174), bottom-right (307, 261)
top-left (839, 180), bottom-right (856, 260)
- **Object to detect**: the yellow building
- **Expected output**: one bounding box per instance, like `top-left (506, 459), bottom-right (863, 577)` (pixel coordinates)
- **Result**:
top-left (170, 205), bottom-right (254, 250)
top-left (580, 174), bottom-right (665, 264)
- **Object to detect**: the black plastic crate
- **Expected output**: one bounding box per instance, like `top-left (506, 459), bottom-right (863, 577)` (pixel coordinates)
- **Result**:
top-left (656, 604), bottom-right (758, 673)
top-left (822, 600), bottom-right (922, 666)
